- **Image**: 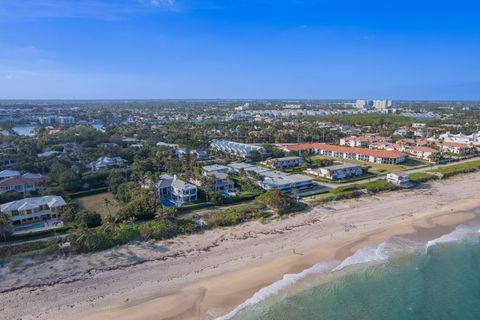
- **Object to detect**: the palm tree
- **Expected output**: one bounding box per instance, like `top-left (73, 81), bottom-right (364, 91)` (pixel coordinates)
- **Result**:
top-left (103, 197), bottom-right (112, 216)
top-left (102, 214), bottom-right (119, 233)
top-left (0, 215), bottom-right (13, 242)
top-left (74, 224), bottom-right (94, 252)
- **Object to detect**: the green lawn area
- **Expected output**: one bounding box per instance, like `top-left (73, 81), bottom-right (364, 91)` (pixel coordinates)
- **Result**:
top-left (76, 192), bottom-right (122, 217)
top-left (308, 155), bottom-right (427, 175)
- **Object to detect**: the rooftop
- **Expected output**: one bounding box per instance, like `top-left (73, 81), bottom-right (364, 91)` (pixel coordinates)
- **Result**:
top-left (322, 163), bottom-right (362, 171)
top-left (0, 196), bottom-right (66, 213)
top-left (287, 143), bottom-right (405, 159)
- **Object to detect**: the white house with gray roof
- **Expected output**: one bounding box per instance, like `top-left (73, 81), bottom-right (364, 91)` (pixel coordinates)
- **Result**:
top-left (148, 174), bottom-right (197, 205)
top-left (0, 196), bottom-right (66, 225)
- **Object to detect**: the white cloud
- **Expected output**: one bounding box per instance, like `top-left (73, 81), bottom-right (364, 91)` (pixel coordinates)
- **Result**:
top-left (0, 0), bottom-right (179, 21)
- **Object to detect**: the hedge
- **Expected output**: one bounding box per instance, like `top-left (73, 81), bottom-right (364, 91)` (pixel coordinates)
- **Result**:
top-left (68, 187), bottom-right (109, 199)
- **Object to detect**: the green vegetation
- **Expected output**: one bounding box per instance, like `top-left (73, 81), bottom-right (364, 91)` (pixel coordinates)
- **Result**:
top-left (206, 202), bottom-right (267, 227)
top-left (69, 218), bottom-right (196, 253)
top-left (408, 172), bottom-right (438, 183)
top-left (312, 180), bottom-right (397, 205)
top-left (309, 155), bottom-right (426, 175)
top-left (207, 191), bottom-right (305, 227)
top-left (0, 240), bottom-right (58, 260)
top-left (431, 160), bottom-right (480, 178)
top-left (255, 189), bottom-right (296, 215)
top-left (60, 203), bottom-right (102, 228)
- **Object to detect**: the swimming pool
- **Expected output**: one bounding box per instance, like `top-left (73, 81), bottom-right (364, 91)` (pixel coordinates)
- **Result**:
top-left (15, 222), bottom-right (46, 232)
top-left (161, 199), bottom-right (177, 207)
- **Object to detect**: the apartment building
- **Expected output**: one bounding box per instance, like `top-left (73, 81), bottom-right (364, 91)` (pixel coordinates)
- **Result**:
top-left (265, 156), bottom-right (303, 169)
top-left (286, 143), bottom-right (407, 164)
top-left (306, 163), bottom-right (364, 180)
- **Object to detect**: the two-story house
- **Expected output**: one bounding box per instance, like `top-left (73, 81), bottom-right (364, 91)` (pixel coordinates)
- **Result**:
top-left (0, 195), bottom-right (66, 225)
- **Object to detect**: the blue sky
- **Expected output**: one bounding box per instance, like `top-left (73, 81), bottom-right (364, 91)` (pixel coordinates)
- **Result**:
top-left (0, 0), bottom-right (479, 100)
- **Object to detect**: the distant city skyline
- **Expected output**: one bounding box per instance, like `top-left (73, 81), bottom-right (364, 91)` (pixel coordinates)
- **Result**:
top-left (0, 0), bottom-right (479, 100)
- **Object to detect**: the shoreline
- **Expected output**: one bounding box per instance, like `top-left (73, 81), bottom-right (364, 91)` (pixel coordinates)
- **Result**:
top-left (85, 207), bottom-right (477, 320)
top-left (2, 173), bottom-right (480, 320)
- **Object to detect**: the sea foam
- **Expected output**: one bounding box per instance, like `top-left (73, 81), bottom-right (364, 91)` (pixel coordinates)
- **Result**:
top-left (216, 260), bottom-right (339, 320)
top-left (217, 225), bottom-right (480, 319)
top-left (333, 236), bottom-right (420, 272)
top-left (426, 224), bottom-right (480, 249)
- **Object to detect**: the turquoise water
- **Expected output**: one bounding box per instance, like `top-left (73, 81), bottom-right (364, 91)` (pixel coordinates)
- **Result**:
top-left (15, 222), bottom-right (45, 232)
top-left (225, 225), bottom-right (480, 320)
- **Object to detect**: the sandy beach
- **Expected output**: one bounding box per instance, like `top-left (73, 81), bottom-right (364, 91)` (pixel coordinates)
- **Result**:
top-left (2, 172), bottom-right (480, 320)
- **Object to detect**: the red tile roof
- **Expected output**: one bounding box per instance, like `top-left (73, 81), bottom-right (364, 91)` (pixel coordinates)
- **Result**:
top-left (287, 143), bottom-right (405, 159)
top-left (0, 177), bottom-right (44, 187)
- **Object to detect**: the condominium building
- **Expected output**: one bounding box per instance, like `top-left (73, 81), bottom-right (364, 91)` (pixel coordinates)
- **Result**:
top-left (210, 140), bottom-right (266, 159)
top-left (405, 146), bottom-right (440, 160)
top-left (286, 143), bottom-right (406, 164)
top-left (306, 163), bottom-right (364, 180)
top-left (440, 142), bottom-right (476, 155)
top-left (340, 135), bottom-right (392, 148)
top-left (265, 156), bottom-right (303, 169)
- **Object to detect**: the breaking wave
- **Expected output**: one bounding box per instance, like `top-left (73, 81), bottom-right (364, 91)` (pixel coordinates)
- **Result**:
top-left (216, 224), bottom-right (480, 320)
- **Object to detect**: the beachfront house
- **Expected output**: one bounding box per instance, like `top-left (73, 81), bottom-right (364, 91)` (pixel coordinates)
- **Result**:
top-left (305, 163), bottom-right (364, 180)
top-left (147, 174), bottom-right (198, 205)
top-left (258, 171), bottom-right (314, 193)
top-left (386, 172), bottom-right (413, 188)
top-left (197, 171), bottom-right (235, 193)
top-left (0, 195), bottom-right (66, 225)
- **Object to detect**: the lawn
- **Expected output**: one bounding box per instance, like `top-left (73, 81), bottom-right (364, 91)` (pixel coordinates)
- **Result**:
top-left (308, 156), bottom-right (427, 175)
top-left (76, 192), bottom-right (122, 217)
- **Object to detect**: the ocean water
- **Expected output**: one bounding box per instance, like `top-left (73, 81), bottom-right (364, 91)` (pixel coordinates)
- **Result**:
top-left (222, 224), bottom-right (480, 320)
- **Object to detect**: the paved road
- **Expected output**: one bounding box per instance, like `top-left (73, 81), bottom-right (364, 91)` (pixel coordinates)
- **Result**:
top-left (315, 156), bottom-right (479, 188)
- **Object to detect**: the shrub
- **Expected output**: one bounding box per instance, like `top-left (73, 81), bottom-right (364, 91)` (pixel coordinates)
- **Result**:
top-left (409, 172), bottom-right (438, 183)
top-left (432, 160), bottom-right (480, 178)
top-left (361, 181), bottom-right (396, 193)
top-left (255, 189), bottom-right (294, 215)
